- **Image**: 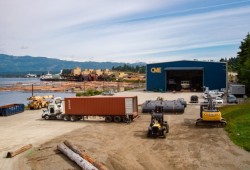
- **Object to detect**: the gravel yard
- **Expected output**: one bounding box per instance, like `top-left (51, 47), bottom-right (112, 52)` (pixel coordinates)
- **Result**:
top-left (0, 90), bottom-right (249, 170)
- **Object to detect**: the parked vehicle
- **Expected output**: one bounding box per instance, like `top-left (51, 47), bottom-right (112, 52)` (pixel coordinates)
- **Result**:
top-left (203, 90), bottom-right (223, 99)
top-left (27, 95), bottom-right (54, 110)
top-left (42, 96), bottom-right (138, 123)
top-left (227, 94), bottom-right (238, 104)
top-left (202, 99), bottom-right (208, 104)
top-left (220, 88), bottom-right (226, 93)
top-left (181, 81), bottom-right (190, 89)
top-left (102, 89), bottom-right (114, 96)
top-left (147, 106), bottom-right (169, 138)
top-left (213, 97), bottom-right (223, 104)
top-left (230, 84), bottom-right (245, 97)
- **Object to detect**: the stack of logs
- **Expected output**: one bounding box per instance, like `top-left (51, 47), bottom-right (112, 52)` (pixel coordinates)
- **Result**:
top-left (57, 140), bottom-right (108, 170)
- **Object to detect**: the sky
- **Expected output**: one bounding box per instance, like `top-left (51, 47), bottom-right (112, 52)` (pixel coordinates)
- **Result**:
top-left (0, 0), bottom-right (250, 63)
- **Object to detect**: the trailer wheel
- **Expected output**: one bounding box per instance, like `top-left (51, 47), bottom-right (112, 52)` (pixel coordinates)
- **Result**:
top-left (122, 116), bottom-right (131, 123)
top-left (70, 115), bottom-right (77, 122)
top-left (105, 116), bottom-right (112, 122)
top-left (44, 114), bottom-right (50, 120)
top-left (114, 116), bottom-right (122, 123)
top-left (63, 115), bottom-right (70, 121)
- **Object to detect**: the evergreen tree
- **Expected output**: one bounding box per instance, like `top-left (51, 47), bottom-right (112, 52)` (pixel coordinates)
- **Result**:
top-left (228, 57), bottom-right (240, 72)
top-left (111, 64), bottom-right (146, 73)
top-left (237, 33), bottom-right (250, 94)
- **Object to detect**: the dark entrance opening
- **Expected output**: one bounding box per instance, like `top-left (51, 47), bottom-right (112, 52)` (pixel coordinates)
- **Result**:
top-left (165, 67), bottom-right (203, 92)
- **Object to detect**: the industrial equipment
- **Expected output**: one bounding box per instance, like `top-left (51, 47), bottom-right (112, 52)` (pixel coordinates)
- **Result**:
top-left (42, 96), bottom-right (138, 123)
top-left (196, 96), bottom-right (227, 127)
top-left (147, 106), bottom-right (169, 138)
top-left (190, 95), bottom-right (198, 103)
top-left (180, 80), bottom-right (190, 89)
top-left (230, 84), bottom-right (245, 97)
top-left (0, 104), bottom-right (25, 116)
top-left (142, 98), bottom-right (185, 113)
top-left (27, 95), bottom-right (54, 110)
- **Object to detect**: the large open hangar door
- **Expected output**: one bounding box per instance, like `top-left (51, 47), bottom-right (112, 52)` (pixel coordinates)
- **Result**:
top-left (165, 67), bottom-right (203, 92)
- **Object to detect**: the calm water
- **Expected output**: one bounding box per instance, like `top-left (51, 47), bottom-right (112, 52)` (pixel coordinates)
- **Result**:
top-left (0, 78), bottom-right (75, 106)
top-left (0, 77), bottom-right (40, 85)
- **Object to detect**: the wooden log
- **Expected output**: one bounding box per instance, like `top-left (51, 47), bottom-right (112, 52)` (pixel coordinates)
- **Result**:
top-left (6, 144), bottom-right (32, 158)
top-left (64, 140), bottom-right (108, 170)
top-left (57, 143), bottom-right (98, 170)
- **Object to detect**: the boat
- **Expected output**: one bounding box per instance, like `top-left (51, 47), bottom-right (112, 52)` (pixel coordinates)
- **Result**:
top-left (40, 71), bottom-right (66, 81)
top-left (40, 72), bottom-right (53, 81)
top-left (181, 81), bottom-right (190, 89)
top-left (25, 73), bottom-right (37, 78)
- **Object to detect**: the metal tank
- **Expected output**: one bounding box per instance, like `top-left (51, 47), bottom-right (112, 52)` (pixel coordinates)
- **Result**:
top-left (142, 99), bottom-right (185, 113)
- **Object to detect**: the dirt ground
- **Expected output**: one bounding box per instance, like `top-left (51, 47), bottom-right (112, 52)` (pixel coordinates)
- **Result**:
top-left (1, 91), bottom-right (250, 170)
top-left (0, 110), bottom-right (90, 170)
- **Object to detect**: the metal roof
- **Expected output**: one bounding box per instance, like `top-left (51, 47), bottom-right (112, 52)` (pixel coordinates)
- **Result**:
top-left (147, 60), bottom-right (226, 65)
top-left (164, 67), bottom-right (204, 70)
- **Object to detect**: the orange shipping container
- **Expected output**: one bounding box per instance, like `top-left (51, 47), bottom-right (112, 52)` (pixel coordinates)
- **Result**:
top-left (64, 96), bottom-right (138, 118)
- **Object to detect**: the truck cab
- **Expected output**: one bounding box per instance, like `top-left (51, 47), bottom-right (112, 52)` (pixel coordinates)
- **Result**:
top-left (42, 97), bottom-right (63, 120)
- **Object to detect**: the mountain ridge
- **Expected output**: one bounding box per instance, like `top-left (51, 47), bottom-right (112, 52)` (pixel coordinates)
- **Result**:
top-left (0, 54), bottom-right (146, 75)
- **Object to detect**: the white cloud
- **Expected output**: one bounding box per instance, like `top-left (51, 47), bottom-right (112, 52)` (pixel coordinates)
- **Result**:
top-left (0, 0), bottom-right (249, 63)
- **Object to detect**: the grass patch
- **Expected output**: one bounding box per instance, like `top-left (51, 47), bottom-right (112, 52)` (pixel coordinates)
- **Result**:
top-left (220, 100), bottom-right (250, 151)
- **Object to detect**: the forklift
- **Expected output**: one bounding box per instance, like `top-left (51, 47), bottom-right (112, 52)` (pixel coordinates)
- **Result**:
top-left (147, 106), bottom-right (169, 138)
top-left (196, 96), bottom-right (227, 127)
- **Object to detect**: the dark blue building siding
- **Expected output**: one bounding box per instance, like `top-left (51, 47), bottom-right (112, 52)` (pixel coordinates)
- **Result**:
top-left (146, 60), bottom-right (226, 91)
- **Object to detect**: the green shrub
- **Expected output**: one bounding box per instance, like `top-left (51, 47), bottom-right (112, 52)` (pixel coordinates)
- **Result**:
top-left (76, 89), bottom-right (102, 96)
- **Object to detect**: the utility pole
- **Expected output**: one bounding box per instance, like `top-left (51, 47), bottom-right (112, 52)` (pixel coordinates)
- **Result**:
top-left (117, 79), bottom-right (120, 92)
top-left (32, 84), bottom-right (34, 96)
top-left (84, 81), bottom-right (86, 92)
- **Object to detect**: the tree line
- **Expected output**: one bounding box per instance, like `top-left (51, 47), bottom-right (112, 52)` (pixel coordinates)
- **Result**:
top-left (220, 33), bottom-right (250, 94)
top-left (112, 64), bottom-right (146, 73)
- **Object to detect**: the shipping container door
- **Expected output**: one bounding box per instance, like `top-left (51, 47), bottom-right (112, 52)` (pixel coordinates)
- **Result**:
top-left (125, 98), bottom-right (133, 114)
top-left (133, 97), bottom-right (138, 112)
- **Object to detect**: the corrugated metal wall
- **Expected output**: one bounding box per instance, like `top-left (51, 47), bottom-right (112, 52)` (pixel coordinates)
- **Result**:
top-left (146, 60), bottom-right (226, 91)
top-left (64, 96), bottom-right (138, 116)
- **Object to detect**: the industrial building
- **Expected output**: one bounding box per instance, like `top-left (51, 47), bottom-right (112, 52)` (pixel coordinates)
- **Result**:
top-left (146, 60), bottom-right (227, 92)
